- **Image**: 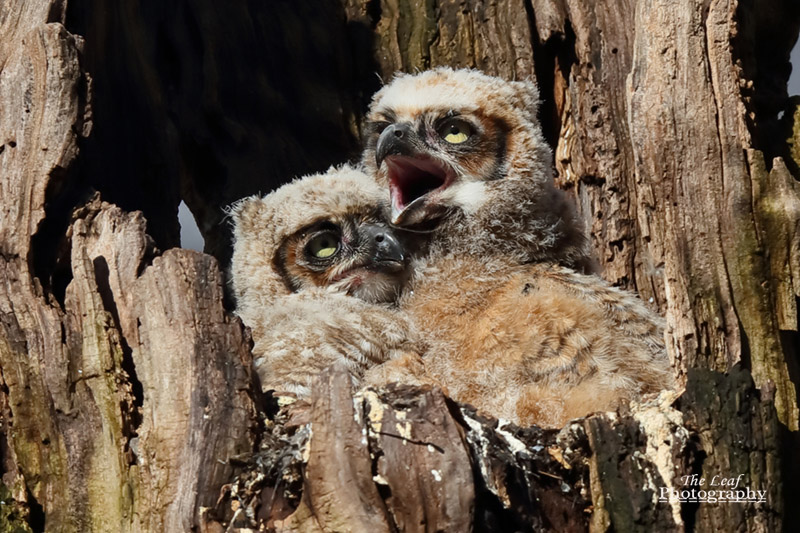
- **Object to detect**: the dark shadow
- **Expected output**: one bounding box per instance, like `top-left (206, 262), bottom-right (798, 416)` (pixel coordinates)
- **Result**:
top-left (63, 1), bottom-right (370, 279)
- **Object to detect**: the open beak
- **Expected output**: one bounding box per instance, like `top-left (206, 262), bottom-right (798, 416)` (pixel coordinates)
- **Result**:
top-left (375, 124), bottom-right (455, 225)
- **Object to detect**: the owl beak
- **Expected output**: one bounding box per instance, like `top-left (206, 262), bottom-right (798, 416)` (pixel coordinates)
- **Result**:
top-left (359, 223), bottom-right (406, 271)
top-left (375, 123), bottom-right (416, 165)
top-left (385, 156), bottom-right (453, 226)
top-left (375, 123), bottom-right (455, 226)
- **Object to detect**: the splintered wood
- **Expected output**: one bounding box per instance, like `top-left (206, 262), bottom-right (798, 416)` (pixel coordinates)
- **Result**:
top-left (219, 366), bottom-right (780, 533)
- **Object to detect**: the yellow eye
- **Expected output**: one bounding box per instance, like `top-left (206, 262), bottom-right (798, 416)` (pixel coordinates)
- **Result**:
top-left (442, 121), bottom-right (471, 144)
top-left (306, 233), bottom-right (339, 259)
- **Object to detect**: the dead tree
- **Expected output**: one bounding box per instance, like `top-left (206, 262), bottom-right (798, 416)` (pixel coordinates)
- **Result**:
top-left (0, 1), bottom-right (797, 531)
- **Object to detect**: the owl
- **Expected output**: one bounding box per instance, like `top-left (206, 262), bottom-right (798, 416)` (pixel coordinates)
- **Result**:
top-left (359, 69), bottom-right (674, 427)
top-left (229, 165), bottom-right (424, 396)
top-left (361, 67), bottom-right (594, 272)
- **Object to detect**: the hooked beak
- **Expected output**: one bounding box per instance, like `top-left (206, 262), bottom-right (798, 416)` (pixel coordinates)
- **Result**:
top-left (375, 124), bottom-right (455, 226)
top-left (359, 223), bottom-right (405, 272)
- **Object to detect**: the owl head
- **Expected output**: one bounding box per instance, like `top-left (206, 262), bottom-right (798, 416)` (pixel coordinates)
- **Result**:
top-left (230, 165), bottom-right (410, 315)
top-left (362, 68), bottom-right (553, 227)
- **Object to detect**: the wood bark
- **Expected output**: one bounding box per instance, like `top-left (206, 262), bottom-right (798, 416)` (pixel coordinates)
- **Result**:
top-left (224, 364), bottom-right (780, 532)
top-left (0, 9), bottom-right (257, 531)
top-left (1, 0), bottom-right (798, 532)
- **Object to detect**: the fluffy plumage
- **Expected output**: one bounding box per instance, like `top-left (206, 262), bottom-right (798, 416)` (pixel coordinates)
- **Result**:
top-left (362, 67), bottom-right (593, 270)
top-left (361, 69), bottom-right (674, 426)
top-left (245, 289), bottom-right (421, 396)
top-left (229, 69), bottom-right (675, 426)
top-left (230, 165), bottom-right (409, 310)
top-left (230, 165), bottom-right (424, 395)
top-left (397, 257), bottom-right (673, 427)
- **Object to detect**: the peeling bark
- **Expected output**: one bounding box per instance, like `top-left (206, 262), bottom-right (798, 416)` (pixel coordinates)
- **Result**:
top-left (222, 365), bottom-right (780, 533)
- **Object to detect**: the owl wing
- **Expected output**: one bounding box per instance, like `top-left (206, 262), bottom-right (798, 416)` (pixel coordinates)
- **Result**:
top-left (505, 264), bottom-right (675, 425)
top-left (248, 289), bottom-right (424, 397)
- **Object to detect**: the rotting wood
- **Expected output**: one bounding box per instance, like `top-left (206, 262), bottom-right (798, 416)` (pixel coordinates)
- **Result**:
top-left (217, 365), bottom-right (781, 533)
top-left (0, 15), bottom-right (258, 531)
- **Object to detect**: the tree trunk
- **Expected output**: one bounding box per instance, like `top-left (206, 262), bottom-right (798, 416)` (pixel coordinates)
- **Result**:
top-left (1, 1), bottom-right (798, 532)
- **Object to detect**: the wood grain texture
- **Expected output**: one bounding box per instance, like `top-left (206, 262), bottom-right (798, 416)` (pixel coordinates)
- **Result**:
top-left (276, 366), bottom-right (393, 533)
top-left (69, 202), bottom-right (257, 531)
top-left (624, 0), bottom-right (797, 428)
top-left (0, 15), bottom-right (257, 532)
top-left (364, 386), bottom-right (474, 533)
top-left (347, 0), bottom-right (536, 80)
top-left (0, 0), bottom-right (67, 68)
top-left (0, 22), bottom-right (88, 531)
top-left (224, 366), bottom-right (781, 532)
top-left (1, 0), bottom-right (798, 530)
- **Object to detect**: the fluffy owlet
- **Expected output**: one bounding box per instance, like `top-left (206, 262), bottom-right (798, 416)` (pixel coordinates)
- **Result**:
top-left (360, 69), bottom-right (674, 427)
top-left (230, 165), bottom-right (424, 396)
top-left (362, 67), bottom-right (594, 271)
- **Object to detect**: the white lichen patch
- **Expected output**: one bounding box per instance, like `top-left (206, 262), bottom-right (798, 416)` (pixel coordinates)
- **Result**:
top-left (395, 421), bottom-right (412, 444)
top-left (630, 389), bottom-right (687, 527)
top-left (352, 396), bottom-right (363, 425)
top-left (276, 395), bottom-right (297, 407)
top-left (462, 411), bottom-right (492, 486)
top-left (359, 389), bottom-right (385, 434)
top-left (302, 424), bottom-right (313, 463)
top-left (431, 469), bottom-right (442, 482)
top-left (462, 409), bottom-right (511, 506)
top-left (496, 421), bottom-right (529, 456)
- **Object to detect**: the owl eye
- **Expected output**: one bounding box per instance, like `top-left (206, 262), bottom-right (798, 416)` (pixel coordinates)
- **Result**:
top-left (305, 232), bottom-right (340, 259)
top-left (440, 120), bottom-right (472, 144)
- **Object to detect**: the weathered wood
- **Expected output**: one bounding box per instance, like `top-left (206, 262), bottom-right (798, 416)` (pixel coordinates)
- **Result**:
top-left (221, 365), bottom-right (781, 532)
top-left (276, 367), bottom-right (393, 532)
top-left (0, 15), bottom-right (257, 532)
top-left (69, 201), bottom-right (257, 532)
top-left (363, 385), bottom-right (474, 533)
top-left (0, 21), bottom-right (90, 531)
top-left (351, 0), bottom-right (536, 80)
top-left (677, 367), bottom-right (782, 532)
top-left (625, 0), bottom-right (797, 429)
top-left (1, 1), bottom-right (798, 531)
top-left (62, 0), bottom-right (365, 263)
top-left (0, 1), bottom-right (68, 69)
